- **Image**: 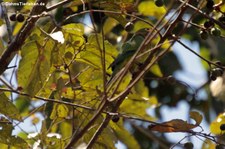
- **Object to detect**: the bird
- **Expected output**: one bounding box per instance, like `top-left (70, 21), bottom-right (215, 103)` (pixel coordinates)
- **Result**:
top-left (108, 28), bottom-right (148, 82)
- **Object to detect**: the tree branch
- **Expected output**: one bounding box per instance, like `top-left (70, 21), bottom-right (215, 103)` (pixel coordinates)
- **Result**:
top-left (0, 0), bottom-right (48, 75)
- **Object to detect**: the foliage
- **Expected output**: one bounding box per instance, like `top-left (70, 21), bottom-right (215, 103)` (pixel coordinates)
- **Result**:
top-left (0, 0), bottom-right (224, 148)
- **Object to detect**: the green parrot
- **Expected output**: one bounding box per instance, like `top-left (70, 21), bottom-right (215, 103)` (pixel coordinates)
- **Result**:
top-left (108, 29), bottom-right (148, 81)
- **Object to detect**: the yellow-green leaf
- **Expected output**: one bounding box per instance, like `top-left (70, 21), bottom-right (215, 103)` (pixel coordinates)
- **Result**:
top-left (138, 1), bottom-right (166, 17)
top-left (60, 121), bottom-right (72, 139)
top-left (78, 67), bottom-right (103, 90)
top-left (62, 23), bottom-right (84, 36)
top-left (57, 104), bottom-right (69, 118)
top-left (110, 121), bottom-right (140, 149)
top-left (50, 104), bottom-right (69, 119)
top-left (150, 64), bottom-right (163, 77)
top-left (103, 17), bottom-right (119, 34)
top-left (210, 112), bottom-right (225, 134)
top-left (201, 139), bottom-right (216, 149)
top-left (76, 34), bottom-right (117, 73)
top-left (18, 40), bottom-right (55, 96)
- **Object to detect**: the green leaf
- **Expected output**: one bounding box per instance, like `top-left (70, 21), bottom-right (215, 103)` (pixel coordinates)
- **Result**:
top-left (18, 39), bottom-right (55, 96)
top-left (0, 93), bottom-right (22, 121)
top-left (15, 96), bottom-right (30, 116)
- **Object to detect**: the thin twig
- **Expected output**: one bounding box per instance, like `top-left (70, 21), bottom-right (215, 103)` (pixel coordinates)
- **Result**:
top-left (0, 0), bottom-right (48, 75)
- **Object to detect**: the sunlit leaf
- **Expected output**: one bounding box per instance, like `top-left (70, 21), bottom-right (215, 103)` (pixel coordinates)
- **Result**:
top-left (138, 1), bottom-right (166, 17)
top-left (210, 112), bottom-right (225, 134)
top-left (78, 67), bottom-right (103, 90)
top-left (62, 23), bottom-right (84, 36)
top-left (50, 104), bottom-right (69, 119)
top-left (150, 64), bottom-right (163, 77)
top-left (120, 96), bottom-right (156, 121)
top-left (60, 121), bottom-right (72, 139)
top-left (37, 69), bottom-right (61, 98)
top-left (77, 34), bottom-right (117, 73)
top-left (0, 93), bottom-right (22, 121)
top-left (132, 79), bottom-right (149, 98)
top-left (57, 104), bottom-right (69, 118)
